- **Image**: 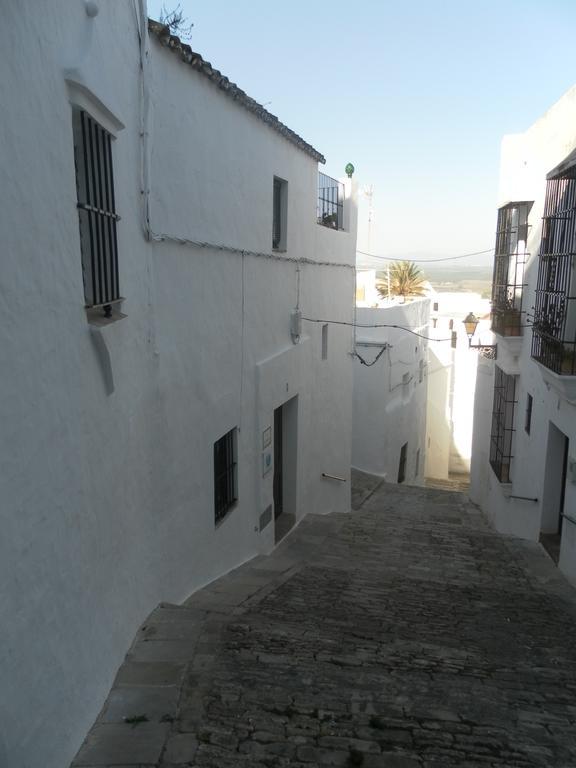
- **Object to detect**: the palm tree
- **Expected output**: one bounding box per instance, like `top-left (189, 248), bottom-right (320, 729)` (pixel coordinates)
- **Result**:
top-left (377, 261), bottom-right (427, 301)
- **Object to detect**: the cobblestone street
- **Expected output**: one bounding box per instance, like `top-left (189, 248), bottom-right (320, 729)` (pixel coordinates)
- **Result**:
top-left (74, 476), bottom-right (576, 767)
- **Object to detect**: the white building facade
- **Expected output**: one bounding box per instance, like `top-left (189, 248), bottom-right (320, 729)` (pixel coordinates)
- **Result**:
top-left (352, 300), bottom-right (430, 484)
top-left (0, 4), bottom-right (357, 767)
top-left (426, 292), bottom-right (491, 481)
top-left (470, 85), bottom-right (576, 587)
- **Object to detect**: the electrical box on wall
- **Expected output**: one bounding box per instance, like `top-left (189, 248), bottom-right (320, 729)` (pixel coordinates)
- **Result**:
top-left (290, 310), bottom-right (302, 344)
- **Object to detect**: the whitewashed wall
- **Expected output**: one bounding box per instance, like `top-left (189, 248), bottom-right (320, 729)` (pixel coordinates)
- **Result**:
top-left (0, 3), bottom-right (357, 767)
top-left (352, 300), bottom-right (430, 483)
top-left (470, 84), bottom-right (576, 587)
top-left (425, 293), bottom-right (489, 480)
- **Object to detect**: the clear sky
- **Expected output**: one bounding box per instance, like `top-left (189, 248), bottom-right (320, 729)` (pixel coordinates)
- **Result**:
top-left (148, 0), bottom-right (576, 267)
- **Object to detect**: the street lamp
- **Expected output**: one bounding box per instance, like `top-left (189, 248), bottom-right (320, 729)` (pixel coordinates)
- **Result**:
top-left (463, 312), bottom-right (497, 359)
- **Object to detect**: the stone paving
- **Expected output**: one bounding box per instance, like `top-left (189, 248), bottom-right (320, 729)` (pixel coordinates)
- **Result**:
top-left (72, 474), bottom-right (576, 767)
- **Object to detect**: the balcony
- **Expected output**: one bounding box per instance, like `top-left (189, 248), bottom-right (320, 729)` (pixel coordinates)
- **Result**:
top-left (492, 307), bottom-right (522, 337)
top-left (317, 172), bottom-right (343, 230)
top-left (490, 202), bottom-right (531, 338)
top-left (531, 171), bottom-right (576, 382)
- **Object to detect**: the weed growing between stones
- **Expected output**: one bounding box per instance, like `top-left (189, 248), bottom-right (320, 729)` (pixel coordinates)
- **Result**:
top-left (123, 714), bottom-right (149, 727)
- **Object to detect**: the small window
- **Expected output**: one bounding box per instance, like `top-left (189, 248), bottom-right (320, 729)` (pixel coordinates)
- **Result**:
top-left (317, 172), bottom-right (344, 229)
top-left (214, 428), bottom-right (238, 524)
top-left (398, 442), bottom-right (408, 484)
top-left (489, 367), bottom-right (517, 483)
top-left (525, 393), bottom-right (533, 435)
top-left (321, 324), bottom-right (329, 360)
top-left (72, 109), bottom-right (121, 317)
top-left (433, 302), bottom-right (439, 312)
top-left (451, 331), bottom-right (457, 348)
top-left (272, 177), bottom-right (288, 250)
top-left (415, 448), bottom-right (420, 477)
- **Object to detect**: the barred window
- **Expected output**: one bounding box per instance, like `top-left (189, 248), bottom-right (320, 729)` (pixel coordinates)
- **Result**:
top-left (491, 202), bottom-right (531, 337)
top-left (398, 442), bottom-right (408, 484)
top-left (317, 172), bottom-right (344, 230)
top-left (214, 428), bottom-right (238, 524)
top-left (272, 177), bottom-right (287, 250)
top-left (531, 169), bottom-right (576, 374)
top-left (489, 367), bottom-right (517, 483)
top-left (525, 393), bottom-right (533, 435)
top-left (72, 109), bottom-right (121, 317)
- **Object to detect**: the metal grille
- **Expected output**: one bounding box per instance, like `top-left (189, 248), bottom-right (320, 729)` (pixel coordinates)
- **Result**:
top-left (317, 172), bottom-right (343, 230)
top-left (491, 202), bottom-right (531, 336)
top-left (73, 110), bottom-right (120, 315)
top-left (532, 172), bottom-right (576, 374)
top-left (525, 393), bottom-right (533, 435)
top-left (489, 366), bottom-right (517, 483)
top-left (214, 428), bottom-right (237, 523)
top-left (273, 178), bottom-right (283, 249)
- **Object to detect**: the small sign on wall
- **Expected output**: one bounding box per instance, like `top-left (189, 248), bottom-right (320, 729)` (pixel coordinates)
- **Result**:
top-left (262, 426), bottom-right (272, 449)
top-left (262, 449), bottom-right (272, 477)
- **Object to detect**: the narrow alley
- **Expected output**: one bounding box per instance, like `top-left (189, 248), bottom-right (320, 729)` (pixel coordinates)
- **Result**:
top-left (73, 475), bottom-right (576, 767)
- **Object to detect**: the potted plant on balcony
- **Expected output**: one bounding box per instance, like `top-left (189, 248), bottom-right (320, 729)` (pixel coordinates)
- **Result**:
top-left (494, 299), bottom-right (522, 336)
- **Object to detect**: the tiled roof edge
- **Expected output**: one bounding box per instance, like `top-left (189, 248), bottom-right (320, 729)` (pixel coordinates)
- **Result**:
top-left (148, 20), bottom-right (326, 164)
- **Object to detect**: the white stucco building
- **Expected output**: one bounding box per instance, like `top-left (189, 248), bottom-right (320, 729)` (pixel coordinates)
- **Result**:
top-left (470, 85), bottom-right (576, 587)
top-left (352, 299), bottom-right (430, 484)
top-left (426, 292), bottom-right (491, 480)
top-left (0, 4), bottom-right (357, 767)
top-left (355, 268), bottom-right (381, 307)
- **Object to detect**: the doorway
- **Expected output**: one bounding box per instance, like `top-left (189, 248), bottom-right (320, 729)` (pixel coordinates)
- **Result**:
top-left (273, 396), bottom-right (298, 543)
top-left (540, 422), bottom-right (569, 563)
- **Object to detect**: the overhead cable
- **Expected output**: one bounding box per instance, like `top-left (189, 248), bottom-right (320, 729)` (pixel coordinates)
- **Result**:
top-left (356, 248), bottom-right (494, 264)
top-left (301, 316), bottom-right (452, 342)
top-left (354, 346), bottom-right (388, 367)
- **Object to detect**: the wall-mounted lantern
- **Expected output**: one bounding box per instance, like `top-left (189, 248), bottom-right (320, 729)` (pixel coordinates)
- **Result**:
top-left (463, 312), bottom-right (497, 359)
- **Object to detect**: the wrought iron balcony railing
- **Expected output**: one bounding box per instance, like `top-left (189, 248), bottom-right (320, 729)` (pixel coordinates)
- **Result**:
top-left (531, 172), bottom-right (576, 375)
top-left (490, 202), bottom-right (531, 337)
top-left (317, 172), bottom-right (343, 230)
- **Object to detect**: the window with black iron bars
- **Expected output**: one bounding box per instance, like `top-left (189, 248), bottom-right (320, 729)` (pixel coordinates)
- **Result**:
top-left (531, 169), bottom-right (576, 375)
top-left (491, 202), bottom-right (531, 337)
top-left (73, 109), bottom-right (121, 317)
top-left (317, 172), bottom-right (344, 230)
top-left (214, 428), bottom-right (238, 524)
top-left (272, 178), bottom-right (284, 250)
top-left (489, 366), bottom-right (517, 483)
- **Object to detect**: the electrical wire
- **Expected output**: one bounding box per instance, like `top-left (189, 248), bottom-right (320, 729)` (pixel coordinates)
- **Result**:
top-left (301, 316), bottom-right (453, 342)
top-left (356, 248), bottom-right (494, 264)
top-left (386, 349), bottom-right (414, 392)
top-left (354, 346), bottom-right (388, 367)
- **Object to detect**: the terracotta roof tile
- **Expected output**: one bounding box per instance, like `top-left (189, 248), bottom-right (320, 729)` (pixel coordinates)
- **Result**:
top-left (148, 20), bottom-right (325, 164)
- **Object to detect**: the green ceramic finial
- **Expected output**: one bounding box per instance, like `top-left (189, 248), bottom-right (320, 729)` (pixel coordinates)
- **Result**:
top-left (345, 163), bottom-right (355, 178)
